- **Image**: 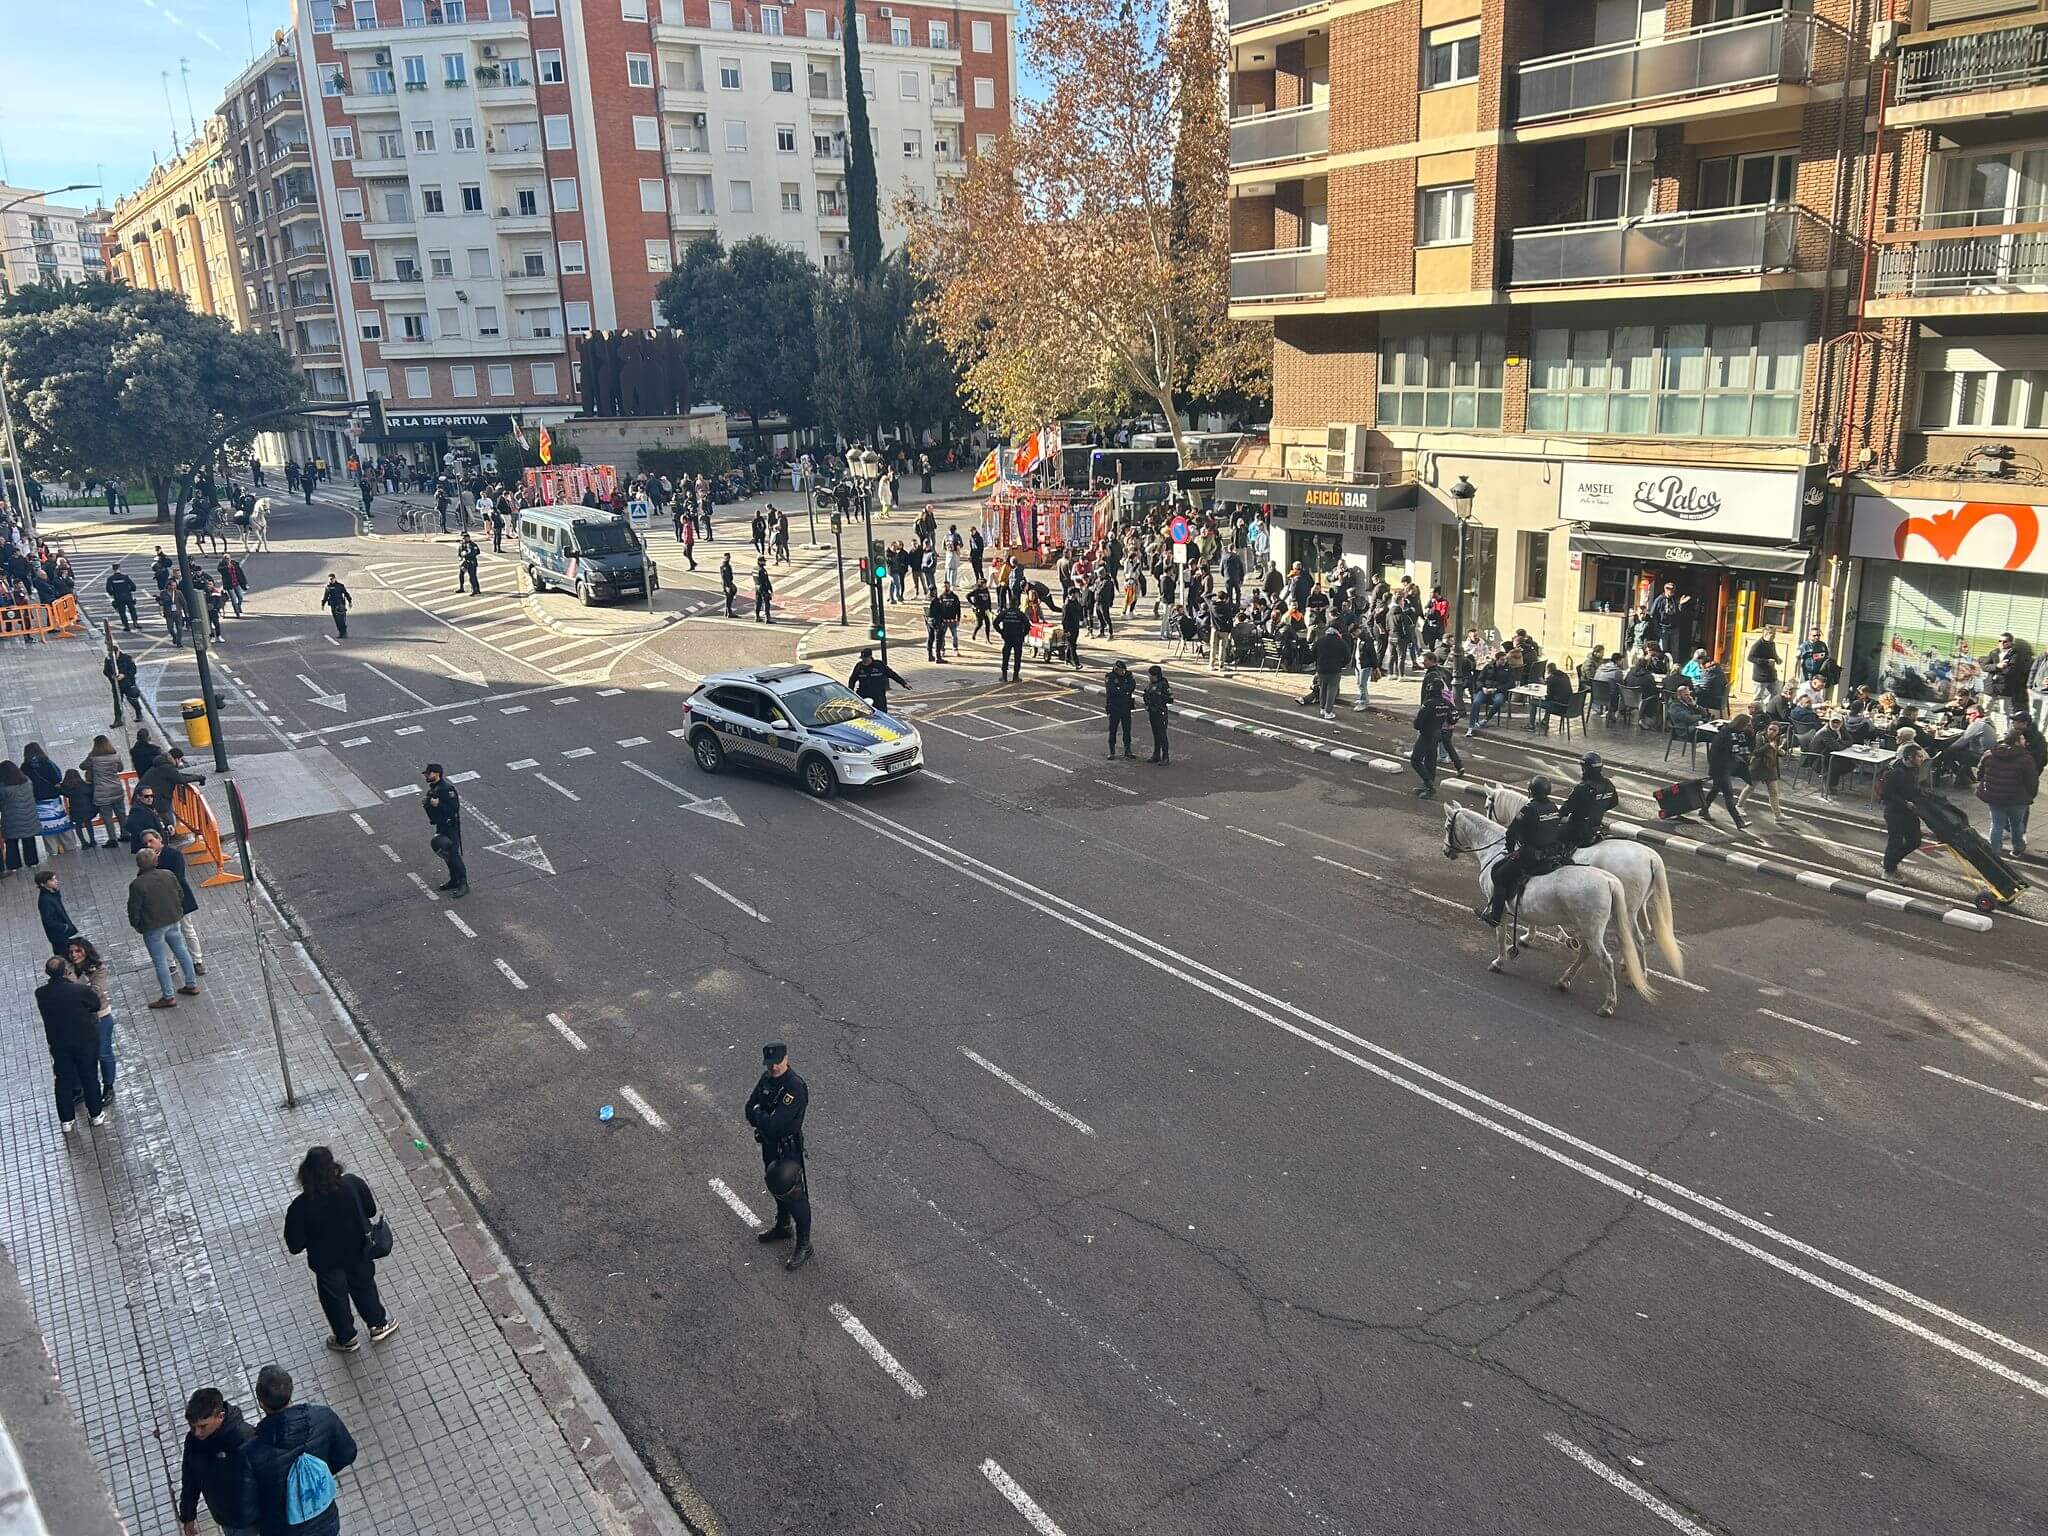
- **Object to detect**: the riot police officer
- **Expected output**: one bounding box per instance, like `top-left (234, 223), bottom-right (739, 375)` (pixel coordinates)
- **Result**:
top-left (1560, 752), bottom-right (1618, 852)
top-left (745, 1041), bottom-right (811, 1271)
top-left (1478, 776), bottom-right (1568, 927)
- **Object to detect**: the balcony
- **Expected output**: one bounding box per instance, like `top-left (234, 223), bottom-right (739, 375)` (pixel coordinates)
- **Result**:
top-left (486, 142), bottom-right (545, 170)
top-left (934, 155), bottom-right (968, 177)
top-left (1228, 245), bottom-right (1326, 302)
top-left (1227, 0), bottom-right (1323, 35)
top-left (494, 208), bottom-right (551, 234)
top-left (475, 79), bottom-right (538, 109)
top-left (369, 274), bottom-right (425, 300)
top-left (1514, 11), bottom-right (1818, 133)
top-left (1228, 103), bottom-right (1327, 170)
top-left (1893, 18), bottom-right (2048, 127)
top-left (259, 87), bottom-right (303, 122)
top-left (659, 84), bottom-right (706, 111)
top-left (283, 241), bottom-right (329, 272)
top-left (503, 268), bottom-right (555, 294)
top-left (665, 141), bottom-right (713, 169)
top-left (1870, 209), bottom-right (2048, 316)
top-left (671, 205), bottom-right (719, 233)
top-left (352, 151), bottom-right (408, 178)
top-left (1508, 204), bottom-right (1808, 292)
top-left (357, 219), bottom-right (416, 241)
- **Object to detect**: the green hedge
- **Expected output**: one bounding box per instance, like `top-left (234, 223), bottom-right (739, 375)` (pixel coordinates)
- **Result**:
top-left (637, 443), bottom-right (732, 482)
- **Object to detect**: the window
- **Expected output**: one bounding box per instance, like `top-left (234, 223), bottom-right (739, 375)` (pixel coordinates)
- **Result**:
top-left (544, 114), bottom-right (572, 149)
top-left (443, 53), bottom-right (467, 86)
top-left (806, 8), bottom-right (826, 36)
top-left (328, 128), bottom-right (356, 159)
top-left (447, 365), bottom-right (476, 397)
top-left (639, 177), bottom-right (665, 211)
top-left (551, 177), bottom-right (579, 210)
top-left (729, 179), bottom-right (753, 212)
top-left (761, 5), bottom-right (782, 32)
top-left (814, 130), bottom-right (838, 157)
top-left (538, 50), bottom-right (565, 84)
top-left (531, 0), bottom-right (555, 12)
top-left (976, 132), bottom-right (995, 156)
top-left (565, 300), bottom-right (592, 333)
top-left (862, 67), bottom-right (876, 98)
top-left (854, 13), bottom-right (867, 40)
top-left (902, 129), bottom-right (922, 159)
top-left (1697, 148), bottom-right (1797, 208)
top-left (633, 115), bottom-right (659, 150)
top-left (627, 54), bottom-right (654, 87)
top-left (929, 20), bottom-right (949, 47)
top-left (1919, 367), bottom-right (2048, 432)
top-left (358, 311), bottom-right (384, 341)
top-left (973, 76), bottom-right (994, 109)
top-left (1526, 321), bottom-right (1805, 438)
top-left (477, 304), bottom-right (501, 336)
top-left (558, 240), bottom-right (586, 273)
top-left (521, 248), bottom-right (547, 276)
top-left (900, 70), bottom-right (920, 100)
top-left (437, 306), bottom-right (460, 339)
top-left (1417, 183), bottom-right (1474, 246)
top-left (338, 188), bottom-right (366, 220)
top-left (349, 252), bottom-right (373, 281)
top-left (364, 368), bottom-right (390, 399)
top-left (515, 185), bottom-right (540, 217)
top-left (405, 366), bottom-right (431, 397)
top-left (772, 62), bottom-right (794, 93)
top-left (653, 299), bottom-right (669, 327)
top-left (779, 184), bottom-right (802, 212)
top-left (421, 186), bottom-right (446, 214)
top-left (352, 0), bottom-right (376, 25)
top-left (776, 124), bottom-right (798, 153)
top-left (321, 70), bottom-right (345, 98)
top-left (412, 121), bottom-right (436, 153)
top-left (646, 238), bottom-right (672, 270)
top-left (467, 246), bottom-right (492, 276)
top-left (972, 19), bottom-right (993, 51)
top-left (725, 120), bottom-right (748, 151)
top-left (312, 0), bottom-right (337, 34)
top-left (460, 182), bottom-right (484, 212)
top-left (622, 0), bottom-right (647, 16)
top-left (365, 68), bottom-right (397, 95)
top-left (485, 363), bottom-right (515, 397)
top-left (503, 56), bottom-right (530, 84)
top-left (372, 129), bottom-right (403, 159)
top-left (710, 0), bottom-right (733, 26)
top-left (1376, 330), bottom-right (1506, 429)
top-left (1422, 26), bottom-right (1480, 89)
top-left (891, 17), bottom-right (911, 45)
top-left (533, 362), bottom-right (559, 394)
top-left (400, 312), bottom-right (427, 340)
top-left (1518, 531), bottom-right (1549, 602)
top-left (451, 118), bottom-right (476, 150)
top-left (429, 249), bottom-right (454, 277)
top-left (403, 55), bottom-right (429, 88)
top-left (381, 187), bottom-right (413, 221)
top-left (719, 58), bottom-right (741, 89)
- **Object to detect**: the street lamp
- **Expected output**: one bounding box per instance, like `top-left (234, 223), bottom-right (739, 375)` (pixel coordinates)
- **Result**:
top-left (0, 183), bottom-right (101, 541)
top-left (1448, 474), bottom-right (1477, 655)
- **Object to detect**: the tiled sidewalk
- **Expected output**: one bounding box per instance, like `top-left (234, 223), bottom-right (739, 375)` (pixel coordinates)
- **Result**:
top-left (0, 635), bottom-right (677, 1536)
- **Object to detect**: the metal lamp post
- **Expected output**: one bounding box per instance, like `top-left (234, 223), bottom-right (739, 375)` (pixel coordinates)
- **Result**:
top-left (1449, 474), bottom-right (1477, 655)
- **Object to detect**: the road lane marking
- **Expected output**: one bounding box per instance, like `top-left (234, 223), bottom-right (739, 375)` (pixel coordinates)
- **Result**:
top-left (494, 958), bottom-right (528, 990)
top-left (598, 688), bottom-right (624, 696)
top-left (349, 814), bottom-right (374, 835)
top-left (362, 661), bottom-right (434, 706)
top-left (447, 771), bottom-right (479, 784)
top-left (501, 705), bottom-right (529, 714)
top-left (1230, 826), bottom-right (1285, 847)
top-left (925, 770), bottom-right (956, 784)
top-left (1651, 969), bottom-right (1706, 994)
top-left (375, 843), bottom-right (403, 864)
top-left (1167, 804), bottom-right (1210, 820)
top-left (708, 1177), bottom-right (762, 1228)
top-left (693, 874), bottom-right (770, 923)
top-left (508, 758), bottom-right (538, 770)
top-left (1314, 854), bottom-right (1384, 883)
top-left (383, 786), bottom-right (416, 799)
top-left (562, 746), bottom-right (596, 758)
top-left (622, 759), bottom-right (692, 796)
top-left (1544, 1434), bottom-right (1717, 1536)
top-left (449, 714), bottom-right (478, 724)
top-left (979, 1460), bottom-right (1069, 1536)
top-left (533, 772), bottom-right (581, 802)
top-left (960, 1048), bottom-right (1095, 1136)
top-left (1029, 756), bottom-right (1073, 773)
top-left (445, 911), bottom-right (477, 939)
top-left (616, 736), bottom-right (651, 747)
top-left (1758, 1007), bottom-right (1860, 1046)
top-left (341, 736), bottom-right (372, 748)
top-left (1922, 1064), bottom-right (2048, 1114)
top-left (545, 1012), bottom-right (588, 1050)
top-left (405, 872), bottom-right (441, 902)
top-left (1093, 778), bottom-right (1138, 796)
top-left (618, 1086), bottom-right (668, 1130)
top-left (394, 725), bottom-right (424, 736)
top-left (667, 727), bottom-right (690, 738)
top-left (828, 1303), bottom-right (926, 1399)
top-left (552, 695), bottom-right (580, 705)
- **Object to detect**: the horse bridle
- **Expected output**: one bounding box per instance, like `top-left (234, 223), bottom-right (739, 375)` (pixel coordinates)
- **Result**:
top-left (1442, 804), bottom-right (1505, 860)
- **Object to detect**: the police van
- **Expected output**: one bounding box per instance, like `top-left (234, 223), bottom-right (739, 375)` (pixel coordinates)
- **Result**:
top-left (515, 507), bottom-right (657, 605)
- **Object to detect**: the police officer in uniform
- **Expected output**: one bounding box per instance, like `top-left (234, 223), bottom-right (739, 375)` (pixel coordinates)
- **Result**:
top-left (1478, 776), bottom-right (1568, 927)
top-left (1560, 753), bottom-right (1618, 852)
top-left (422, 763), bottom-right (468, 897)
top-left (745, 1042), bottom-right (812, 1271)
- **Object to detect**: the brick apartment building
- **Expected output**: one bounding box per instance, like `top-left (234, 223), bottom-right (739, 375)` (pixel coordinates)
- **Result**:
top-left (1221, 0), bottom-right (2048, 697)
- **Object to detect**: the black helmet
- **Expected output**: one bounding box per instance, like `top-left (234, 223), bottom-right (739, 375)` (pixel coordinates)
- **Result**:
top-left (764, 1159), bottom-right (806, 1199)
top-left (1528, 775), bottom-right (1554, 799)
top-left (1580, 753), bottom-right (1604, 775)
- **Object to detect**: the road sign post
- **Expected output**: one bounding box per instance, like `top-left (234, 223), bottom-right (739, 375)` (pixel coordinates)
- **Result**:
top-left (227, 780), bottom-right (295, 1110)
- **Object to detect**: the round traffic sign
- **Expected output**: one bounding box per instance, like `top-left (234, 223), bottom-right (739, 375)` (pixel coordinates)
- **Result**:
top-left (1170, 516), bottom-right (1191, 544)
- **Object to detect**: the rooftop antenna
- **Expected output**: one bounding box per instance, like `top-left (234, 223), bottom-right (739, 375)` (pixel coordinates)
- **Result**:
top-left (0, 128), bottom-right (10, 183)
top-left (161, 71), bottom-right (183, 155)
top-left (244, 0), bottom-right (257, 57)
top-left (179, 58), bottom-right (200, 142)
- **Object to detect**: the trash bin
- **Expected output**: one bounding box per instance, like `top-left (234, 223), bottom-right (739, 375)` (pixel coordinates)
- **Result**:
top-left (181, 698), bottom-right (212, 749)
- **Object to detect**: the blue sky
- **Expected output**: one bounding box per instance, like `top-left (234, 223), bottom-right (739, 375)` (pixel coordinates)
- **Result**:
top-left (3, 0), bottom-right (291, 204)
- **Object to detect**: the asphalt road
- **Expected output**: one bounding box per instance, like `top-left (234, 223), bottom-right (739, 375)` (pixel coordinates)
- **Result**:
top-left (95, 495), bottom-right (2048, 1536)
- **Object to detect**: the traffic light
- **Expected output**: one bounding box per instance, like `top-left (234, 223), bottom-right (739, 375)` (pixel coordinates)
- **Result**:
top-left (366, 389), bottom-right (387, 441)
top-left (856, 556), bottom-right (872, 586)
top-left (870, 625), bottom-right (886, 641)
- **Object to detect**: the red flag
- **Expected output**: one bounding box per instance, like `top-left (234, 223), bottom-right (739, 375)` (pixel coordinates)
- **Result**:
top-left (538, 425), bottom-right (554, 465)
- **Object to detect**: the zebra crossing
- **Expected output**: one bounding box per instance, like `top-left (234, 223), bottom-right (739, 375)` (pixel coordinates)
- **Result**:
top-left (363, 557), bottom-right (650, 681)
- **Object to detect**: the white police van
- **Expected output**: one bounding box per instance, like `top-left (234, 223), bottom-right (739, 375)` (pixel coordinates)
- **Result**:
top-left (516, 507), bottom-right (657, 605)
top-left (683, 665), bottom-right (923, 798)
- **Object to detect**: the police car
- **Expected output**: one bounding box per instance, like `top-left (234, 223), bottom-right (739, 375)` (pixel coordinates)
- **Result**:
top-left (682, 665), bottom-right (924, 798)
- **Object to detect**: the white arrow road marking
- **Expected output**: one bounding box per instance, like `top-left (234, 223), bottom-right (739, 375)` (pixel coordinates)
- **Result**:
top-left (295, 673), bottom-right (348, 713)
top-left (828, 1304), bottom-right (926, 1399)
top-left (428, 653), bottom-right (488, 687)
top-left (979, 1461), bottom-right (1069, 1536)
top-left (621, 758), bottom-right (744, 826)
top-left (692, 874), bottom-right (769, 923)
top-left (487, 835), bottom-right (556, 875)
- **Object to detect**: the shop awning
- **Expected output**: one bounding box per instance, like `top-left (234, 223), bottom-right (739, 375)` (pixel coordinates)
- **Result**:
top-left (1569, 529), bottom-right (1813, 577)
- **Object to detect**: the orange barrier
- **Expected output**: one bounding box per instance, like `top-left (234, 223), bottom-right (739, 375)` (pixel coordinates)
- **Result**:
top-left (46, 593), bottom-right (83, 636)
top-left (0, 594), bottom-right (83, 639)
top-left (172, 783), bottom-right (245, 888)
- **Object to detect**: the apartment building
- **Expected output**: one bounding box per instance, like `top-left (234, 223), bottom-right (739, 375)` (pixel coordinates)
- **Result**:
top-left (106, 120), bottom-right (249, 330)
top-left (0, 185), bottom-right (102, 296)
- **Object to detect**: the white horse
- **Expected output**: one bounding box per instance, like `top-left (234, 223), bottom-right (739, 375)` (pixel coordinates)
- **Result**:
top-left (245, 498), bottom-right (272, 552)
top-left (1442, 803), bottom-right (1657, 1018)
top-left (1487, 784), bottom-right (1683, 979)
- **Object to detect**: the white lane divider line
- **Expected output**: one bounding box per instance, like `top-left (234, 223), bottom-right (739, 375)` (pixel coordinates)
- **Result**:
top-left (708, 1177), bottom-right (762, 1228)
top-left (405, 872), bottom-right (442, 902)
top-left (1230, 826), bottom-right (1285, 847)
top-left (828, 1303), bottom-right (927, 1399)
top-left (1314, 854), bottom-right (1385, 883)
top-left (1167, 804), bottom-right (1210, 820)
top-left (622, 759), bottom-right (694, 796)
top-left (1544, 1433), bottom-right (1718, 1536)
top-left (616, 736), bottom-right (651, 748)
top-left (546, 1012), bottom-right (588, 1051)
top-left (445, 910), bottom-right (477, 939)
top-left (449, 715), bottom-right (478, 725)
top-left (349, 813), bottom-right (375, 835)
top-left (447, 770), bottom-right (479, 784)
top-left (375, 843), bottom-right (403, 865)
top-left (501, 705), bottom-right (530, 715)
top-left (1093, 778), bottom-right (1139, 796)
top-left (1651, 969), bottom-right (1707, 994)
top-left (1406, 887), bottom-right (1468, 912)
top-left (341, 736), bottom-right (372, 748)
top-left (494, 958), bottom-right (528, 990)
top-left (394, 725), bottom-right (424, 737)
top-left (597, 688), bottom-right (624, 696)
top-left (1758, 1007), bottom-right (1860, 1046)
top-left (667, 727), bottom-right (690, 738)
top-left (1029, 756), bottom-right (1073, 774)
top-left (383, 786), bottom-right (416, 799)
top-left (960, 1048), bottom-right (1095, 1136)
top-left (533, 772), bottom-right (582, 802)
top-left (618, 1085), bottom-right (668, 1130)
top-left (562, 746), bottom-right (596, 759)
top-left (552, 695), bottom-right (580, 705)
top-left (1922, 1064), bottom-right (2048, 1114)
top-left (979, 1460), bottom-right (1069, 1536)
top-left (508, 758), bottom-right (538, 770)
top-left (693, 874), bottom-right (770, 923)
top-left (925, 770), bottom-right (957, 784)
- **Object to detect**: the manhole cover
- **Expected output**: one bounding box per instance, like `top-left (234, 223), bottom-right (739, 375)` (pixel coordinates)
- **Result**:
top-left (1726, 1050), bottom-right (1794, 1085)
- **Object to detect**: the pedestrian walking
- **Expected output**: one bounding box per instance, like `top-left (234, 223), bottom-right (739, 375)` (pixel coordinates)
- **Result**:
top-left (320, 574), bottom-right (352, 639)
top-left (64, 936), bottom-right (118, 1104)
top-left (0, 760), bottom-right (41, 874)
top-left (925, 589), bottom-right (949, 662)
top-left (1701, 713), bottom-right (1753, 832)
top-left (177, 1387), bottom-right (258, 1536)
top-left (37, 955), bottom-right (106, 1132)
top-left (1977, 723), bottom-right (2038, 858)
top-left (82, 736), bottom-right (128, 848)
top-left (772, 507), bottom-right (791, 564)
top-left (103, 644), bottom-right (142, 726)
top-left (848, 648), bottom-right (908, 714)
top-left (968, 580), bottom-right (992, 642)
top-left (753, 558), bottom-right (774, 623)
top-left (217, 555), bottom-right (248, 617)
top-left (1104, 659), bottom-right (1137, 759)
top-left (129, 847), bottom-right (201, 1008)
top-left (1748, 626), bottom-right (1781, 704)
top-left (1881, 740), bottom-right (1930, 879)
top-left (143, 829), bottom-right (208, 974)
top-left (1060, 591), bottom-right (1084, 670)
top-left (745, 1041), bottom-right (812, 1271)
top-left (457, 535), bottom-right (481, 595)
top-left (1311, 624), bottom-right (1348, 720)
top-left (244, 1365), bottom-right (360, 1536)
top-left (36, 870), bottom-right (79, 955)
top-left (1409, 689), bottom-right (1451, 798)
top-left (750, 511), bottom-right (767, 558)
top-left (106, 564), bottom-right (139, 631)
top-left (680, 513), bottom-right (697, 571)
top-left (1738, 722), bottom-right (1785, 820)
top-left (422, 764), bottom-right (467, 896)
top-left (1143, 665), bottom-right (1173, 763)
top-left (995, 601), bottom-right (1029, 682)
top-left (283, 1148), bottom-right (398, 1353)
top-left (23, 742), bottom-right (72, 856)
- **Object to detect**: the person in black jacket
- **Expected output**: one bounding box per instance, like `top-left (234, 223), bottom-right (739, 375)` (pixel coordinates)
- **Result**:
top-left (177, 1387), bottom-right (258, 1536)
top-left (1104, 660), bottom-right (1137, 759)
top-left (131, 728), bottom-right (163, 779)
top-left (1144, 665), bottom-right (1173, 764)
top-left (422, 764), bottom-right (466, 896)
top-left (37, 956), bottom-right (105, 1130)
top-left (745, 1042), bottom-right (812, 1271)
top-left (244, 1365), bottom-right (359, 1536)
top-left (104, 646), bottom-right (142, 725)
top-left (1702, 713), bottom-right (1753, 832)
top-left (995, 602), bottom-right (1031, 682)
top-left (106, 566), bottom-right (140, 631)
top-left (35, 870), bottom-right (79, 956)
top-left (319, 575), bottom-right (351, 639)
top-left (1560, 753), bottom-right (1618, 849)
top-left (847, 649), bottom-right (908, 714)
top-left (284, 1148), bottom-right (396, 1352)
top-left (124, 784), bottom-right (169, 855)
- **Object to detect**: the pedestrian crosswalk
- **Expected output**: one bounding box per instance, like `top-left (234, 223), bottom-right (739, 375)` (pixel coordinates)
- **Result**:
top-left (363, 557), bottom-right (648, 681)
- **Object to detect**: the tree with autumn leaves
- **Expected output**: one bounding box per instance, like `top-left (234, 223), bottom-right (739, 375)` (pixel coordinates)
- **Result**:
top-left (907, 0), bottom-right (1267, 456)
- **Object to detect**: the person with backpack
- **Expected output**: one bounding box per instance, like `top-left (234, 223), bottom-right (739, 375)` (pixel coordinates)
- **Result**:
top-left (282, 1147), bottom-right (397, 1353)
top-left (243, 1365), bottom-right (359, 1536)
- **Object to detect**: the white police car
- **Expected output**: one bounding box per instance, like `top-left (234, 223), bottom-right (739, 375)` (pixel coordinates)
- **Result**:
top-left (682, 665), bottom-right (924, 798)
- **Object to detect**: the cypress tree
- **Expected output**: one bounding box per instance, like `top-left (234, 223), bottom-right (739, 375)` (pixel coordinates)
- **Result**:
top-left (841, 0), bottom-right (884, 279)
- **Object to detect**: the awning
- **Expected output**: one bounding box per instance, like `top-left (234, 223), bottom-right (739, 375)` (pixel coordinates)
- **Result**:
top-left (1569, 528), bottom-right (1813, 577)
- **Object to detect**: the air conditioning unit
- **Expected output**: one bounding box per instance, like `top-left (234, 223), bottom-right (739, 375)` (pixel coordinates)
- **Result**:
top-left (878, 5), bottom-right (892, 15)
top-left (374, 49), bottom-right (390, 64)
top-left (1325, 423), bottom-right (1371, 484)
top-left (481, 44), bottom-right (498, 57)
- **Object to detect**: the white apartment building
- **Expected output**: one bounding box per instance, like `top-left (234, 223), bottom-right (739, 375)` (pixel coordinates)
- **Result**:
top-left (0, 186), bottom-right (101, 296)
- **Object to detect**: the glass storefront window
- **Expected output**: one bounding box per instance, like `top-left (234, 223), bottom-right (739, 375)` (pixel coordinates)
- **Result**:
top-left (1532, 321), bottom-right (1803, 440)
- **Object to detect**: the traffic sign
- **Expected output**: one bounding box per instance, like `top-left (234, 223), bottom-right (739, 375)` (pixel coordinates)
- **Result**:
top-left (628, 500), bottom-right (651, 527)
top-left (1170, 516), bottom-right (1191, 544)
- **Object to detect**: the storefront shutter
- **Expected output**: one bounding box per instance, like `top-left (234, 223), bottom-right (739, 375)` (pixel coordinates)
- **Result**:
top-left (1917, 335), bottom-right (2048, 373)
top-left (1928, 0), bottom-right (2038, 24)
top-left (1963, 568), bottom-right (2048, 651)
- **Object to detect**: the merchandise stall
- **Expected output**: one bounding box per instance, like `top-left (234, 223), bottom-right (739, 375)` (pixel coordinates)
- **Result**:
top-left (523, 464), bottom-right (620, 506)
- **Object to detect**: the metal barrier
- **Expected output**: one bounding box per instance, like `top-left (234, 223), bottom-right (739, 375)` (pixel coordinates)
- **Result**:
top-left (0, 594), bottom-right (81, 640)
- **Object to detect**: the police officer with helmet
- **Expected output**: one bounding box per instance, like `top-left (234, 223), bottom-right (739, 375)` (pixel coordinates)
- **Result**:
top-left (1478, 776), bottom-right (1569, 927)
top-left (745, 1042), bottom-right (812, 1271)
top-left (1560, 753), bottom-right (1619, 852)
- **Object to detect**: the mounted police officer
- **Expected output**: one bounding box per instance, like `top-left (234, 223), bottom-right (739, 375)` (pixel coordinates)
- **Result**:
top-left (1478, 775), bottom-right (1568, 927)
top-left (1560, 752), bottom-right (1618, 852)
top-left (745, 1041), bottom-right (812, 1271)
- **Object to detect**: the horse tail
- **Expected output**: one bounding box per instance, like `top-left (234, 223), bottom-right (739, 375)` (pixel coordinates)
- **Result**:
top-left (1609, 873), bottom-right (1657, 1003)
top-left (1646, 855), bottom-right (1683, 978)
